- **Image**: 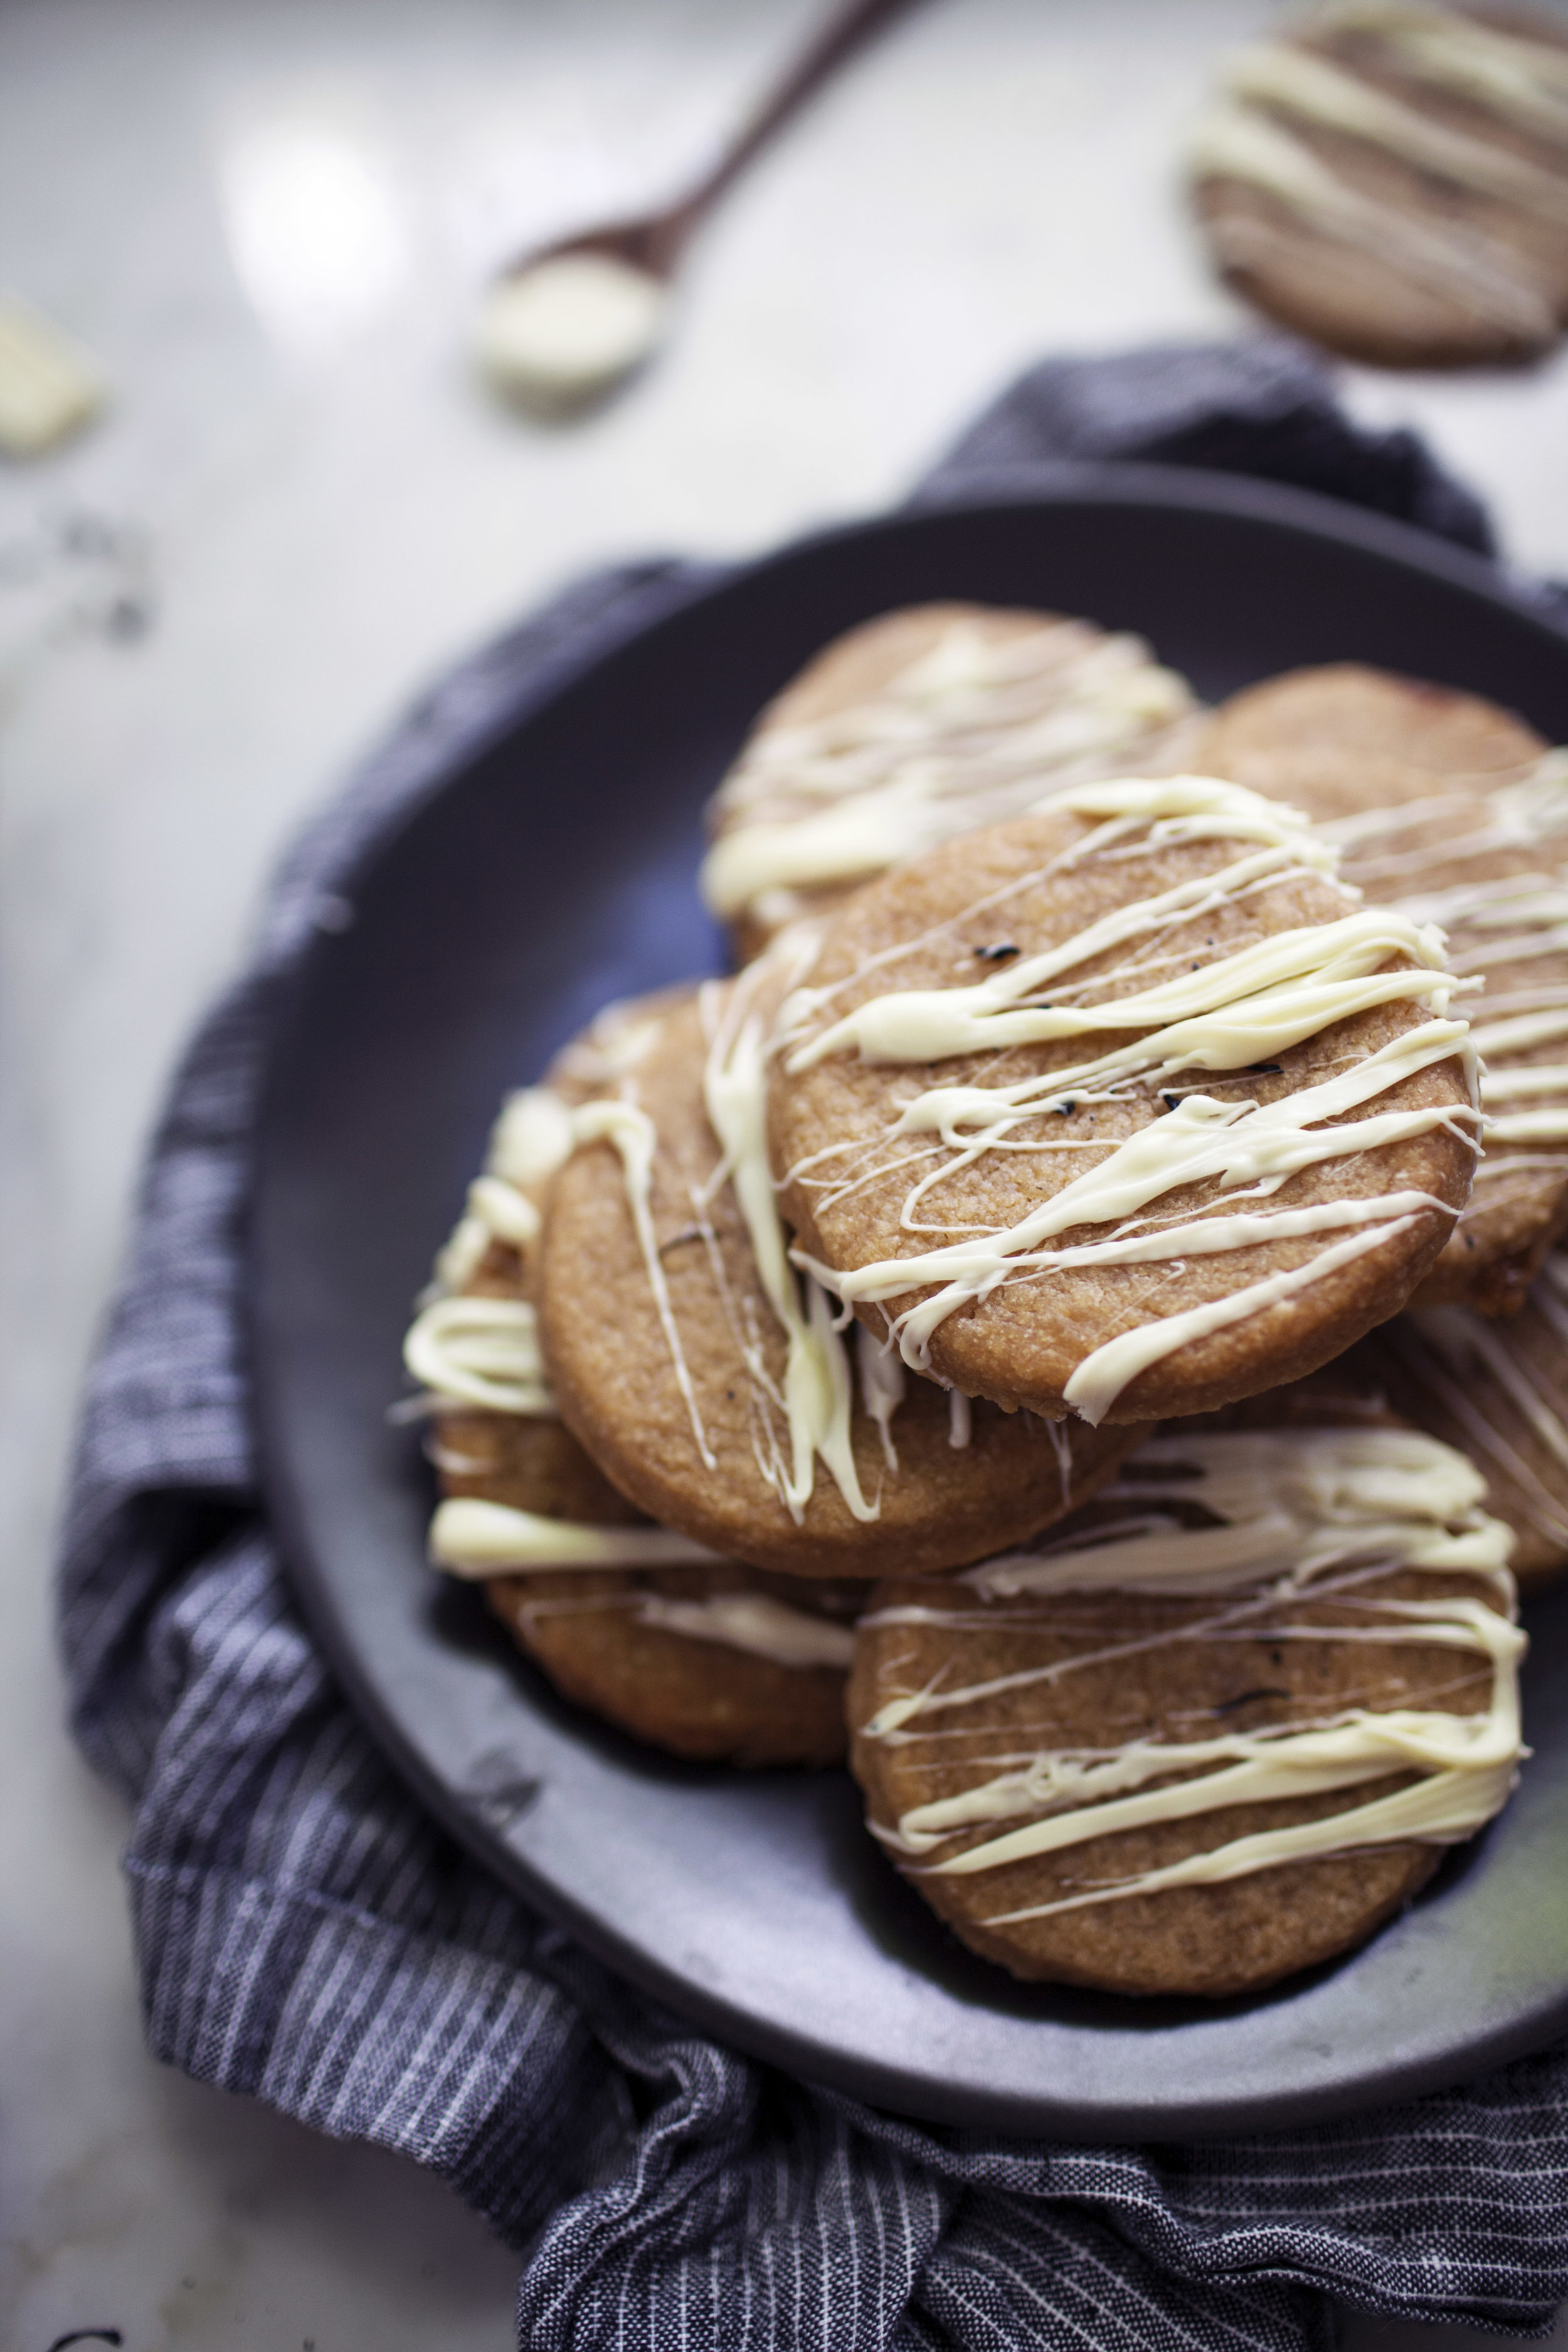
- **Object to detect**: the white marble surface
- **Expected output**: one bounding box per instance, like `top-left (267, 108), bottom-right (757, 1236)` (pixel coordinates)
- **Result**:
top-left (4, 2), bottom-right (1568, 2344)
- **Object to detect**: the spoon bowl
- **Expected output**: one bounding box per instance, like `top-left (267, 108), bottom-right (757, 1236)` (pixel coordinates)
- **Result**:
top-left (475, 0), bottom-right (918, 416)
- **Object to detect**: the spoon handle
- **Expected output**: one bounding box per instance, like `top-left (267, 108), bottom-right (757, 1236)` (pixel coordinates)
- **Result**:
top-left (672, 0), bottom-right (921, 234)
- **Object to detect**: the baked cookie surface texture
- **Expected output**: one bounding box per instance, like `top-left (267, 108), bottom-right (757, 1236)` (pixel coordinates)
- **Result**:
top-left (770, 775), bottom-right (1480, 1426)
top-left (701, 602), bottom-right (1202, 963)
top-left (539, 959), bottom-right (1136, 1578)
top-left (1189, 3), bottom-right (1568, 368)
top-left (1363, 1249), bottom-right (1568, 1589)
top-left (849, 1397), bottom-right (1525, 1996)
top-left (1200, 665), bottom-right (1568, 1311)
top-left (402, 1010), bottom-right (862, 1767)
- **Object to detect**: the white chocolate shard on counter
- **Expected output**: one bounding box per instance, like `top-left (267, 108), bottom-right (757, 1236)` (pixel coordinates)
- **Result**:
top-left (0, 296), bottom-right (104, 457)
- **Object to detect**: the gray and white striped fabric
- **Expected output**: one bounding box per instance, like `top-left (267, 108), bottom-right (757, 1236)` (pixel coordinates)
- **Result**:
top-left (60, 340), bottom-right (1568, 2349)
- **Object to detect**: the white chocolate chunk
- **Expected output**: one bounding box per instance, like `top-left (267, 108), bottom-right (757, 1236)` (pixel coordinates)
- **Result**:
top-left (0, 296), bottom-right (103, 457)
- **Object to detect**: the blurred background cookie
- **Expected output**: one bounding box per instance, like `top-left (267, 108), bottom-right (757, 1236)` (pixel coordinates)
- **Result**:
top-left (1189, 3), bottom-right (1568, 369)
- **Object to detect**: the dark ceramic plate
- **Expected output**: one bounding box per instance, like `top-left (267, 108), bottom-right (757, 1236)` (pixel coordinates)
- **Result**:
top-left (253, 463), bottom-right (1568, 2137)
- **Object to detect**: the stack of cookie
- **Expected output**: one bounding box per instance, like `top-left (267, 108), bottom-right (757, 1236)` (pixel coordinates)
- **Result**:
top-left (404, 600), bottom-right (1568, 1999)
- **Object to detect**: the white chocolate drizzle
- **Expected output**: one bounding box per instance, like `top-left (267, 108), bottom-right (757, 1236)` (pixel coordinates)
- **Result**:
top-left (401, 1084), bottom-right (581, 1416)
top-left (403, 1295), bottom-right (554, 1417)
top-left (1382, 1269), bottom-right (1568, 1557)
top-left (404, 1079), bottom-right (719, 1466)
top-left (1222, 43), bottom-right (1568, 220)
top-left (430, 1498), bottom-right (856, 1670)
top-left (1325, 757), bottom-right (1568, 1183)
top-left (429, 1084), bottom-right (572, 1298)
top-left (430, 1496), bottom-right (725, 1574)
top-left (697, 941), bottom-right (879, 1522)
top-left (701, 617), bottom-right (1199, 931)
top-left (856, 1322), bottom-right (906, 1472)
top-left (612, 1592), bottom-right (855, 1670)
top-left (1188, 10), bottom-right (1568, 345)
top-left (572, 1095), bottom-right (719, 1471)
top-left (1311, 5), bottom-right (1568, 144)
top-left (780, 778), bottom-right (1476, 1420)
top-left (860, 1424), bottom-right (1524, 1921)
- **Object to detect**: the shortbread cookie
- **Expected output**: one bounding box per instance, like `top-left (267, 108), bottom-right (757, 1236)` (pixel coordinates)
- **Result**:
top-left (539, 965), bottom-right (1137, 1576)
top-left (701, 603), bottom-right (1202, 964)
top-left (1189, 4), bottom-right (1568, 369)
top-left (850, 1401), bottom-right (1523, 1995)
top-left (429, 1412), bottom-right (861, 1769)
top-left (405, 1067), bottom-right (864, 1767)
top-left (770, 775), bottom-right (1478, 1427)
top-left (1357, 1251), bottom-right (1568, 1588)
top-left (1199, 667), bottom-right (1567, 1313)
top-left (1197, 664), bottom-right (1547, 788)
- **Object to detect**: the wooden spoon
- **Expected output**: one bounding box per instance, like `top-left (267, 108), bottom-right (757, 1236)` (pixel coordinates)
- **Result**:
top-left (475, 0), bottom-right (921, 414)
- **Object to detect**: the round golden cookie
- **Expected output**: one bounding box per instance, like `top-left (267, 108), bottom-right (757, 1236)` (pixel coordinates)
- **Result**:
top-left (1196, 664), bottom-right (1547, 788)
top-left (1198, 666), bottom-right (1565, 1315)
top-left (432, 1291), bottom-right (861, 1771)
top-left (538, 979), bottom-right (1136, 1578)
top-left (414, 998), bottom-right (871, 1767)
top-left (701, 603), bottom-right (1202, 965)
top-left (849, 1391), bottom-right (1518, 1996)
top-left (768, 792), bottom-right (1476, 1426)
top-left (1189, 8), bottom-right (1568, 369)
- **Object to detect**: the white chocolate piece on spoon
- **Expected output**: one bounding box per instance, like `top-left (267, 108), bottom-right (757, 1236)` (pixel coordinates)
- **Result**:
top-left (474, 253), bottom-right (669, 413)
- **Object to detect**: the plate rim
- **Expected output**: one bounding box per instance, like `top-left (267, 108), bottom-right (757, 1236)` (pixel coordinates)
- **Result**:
top-left (250, 460), bottom-right (1568, 2139)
